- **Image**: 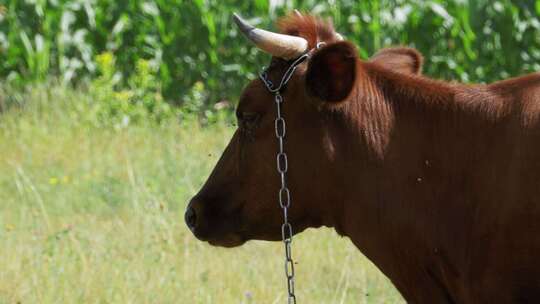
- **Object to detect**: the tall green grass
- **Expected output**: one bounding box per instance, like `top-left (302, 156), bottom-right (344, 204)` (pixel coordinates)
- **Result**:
top-left (2, 0), bottom-right (539, 106)
top-left (0, 85), bottom-right (404, 303)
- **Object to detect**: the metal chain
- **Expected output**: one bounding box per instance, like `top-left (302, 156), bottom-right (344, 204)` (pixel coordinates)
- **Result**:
top-left (259, 53), bottom-right (309, 304)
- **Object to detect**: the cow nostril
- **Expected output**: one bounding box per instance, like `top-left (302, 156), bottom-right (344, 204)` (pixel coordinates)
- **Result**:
top-left (185, 206), bottom-right (197, 230)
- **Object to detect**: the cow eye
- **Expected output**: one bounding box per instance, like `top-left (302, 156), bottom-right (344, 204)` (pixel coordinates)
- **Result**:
top-left (238, 112), bottom-right (260, 128)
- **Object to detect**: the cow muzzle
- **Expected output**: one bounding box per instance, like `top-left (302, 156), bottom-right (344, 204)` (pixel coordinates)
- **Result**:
top-left (185, 198), bottom-right (203, 235)
top-left (185, 197), bottom-right (247, 248)
top-left (184, 204), bottom-right (197, 231)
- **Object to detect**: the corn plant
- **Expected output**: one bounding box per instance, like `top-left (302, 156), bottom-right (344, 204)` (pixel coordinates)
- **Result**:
top-left (1, 0), bottom-right (539, 108)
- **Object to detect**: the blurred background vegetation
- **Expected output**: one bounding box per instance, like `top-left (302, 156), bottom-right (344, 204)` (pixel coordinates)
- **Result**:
top-left (1, 0), bottom-right (540, 122)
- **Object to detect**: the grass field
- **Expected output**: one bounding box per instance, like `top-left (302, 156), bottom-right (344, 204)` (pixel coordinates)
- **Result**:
top-left (0, 85), bottom-right (404, 303)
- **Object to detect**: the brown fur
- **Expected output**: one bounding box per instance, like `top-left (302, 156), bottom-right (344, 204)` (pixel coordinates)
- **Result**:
top-left (187, 13), bottom-right (540, 303)
top-left (370, 47), bottom-right (424, 75)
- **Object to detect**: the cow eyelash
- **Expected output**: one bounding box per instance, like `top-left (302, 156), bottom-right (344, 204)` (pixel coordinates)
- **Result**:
top-left (237, 112), bottom-right (261, 141)
top-left (237, 112), bottom-right (260, 128)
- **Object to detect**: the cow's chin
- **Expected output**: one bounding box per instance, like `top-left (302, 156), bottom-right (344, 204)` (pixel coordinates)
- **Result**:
top-left (207, 234), bottom-right (247, 248)
top-left (205, 231), bottom-right (283, 248)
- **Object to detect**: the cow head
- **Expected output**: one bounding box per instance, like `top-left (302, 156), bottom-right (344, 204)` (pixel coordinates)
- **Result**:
top-left (185, 12), bottom-right (423, 247)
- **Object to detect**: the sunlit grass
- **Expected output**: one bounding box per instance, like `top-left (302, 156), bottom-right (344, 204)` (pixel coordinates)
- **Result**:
top-left (0, 85), bottom-right (404, 303)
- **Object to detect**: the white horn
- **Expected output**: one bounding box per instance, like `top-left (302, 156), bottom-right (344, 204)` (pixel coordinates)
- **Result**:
top-left (233, 13), bottom-right (308, 60)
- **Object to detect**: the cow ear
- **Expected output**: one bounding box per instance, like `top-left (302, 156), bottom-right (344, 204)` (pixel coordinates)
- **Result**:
top-left (369, 47), bottom-right (423, 75)
top-left (305, 41), bottom-right (358, 103)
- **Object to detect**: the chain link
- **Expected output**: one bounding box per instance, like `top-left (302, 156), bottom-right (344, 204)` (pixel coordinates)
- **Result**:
top-left (275, 89), bottom-right (296, 303)
top-left (258, 54), bottom-right (309, 304)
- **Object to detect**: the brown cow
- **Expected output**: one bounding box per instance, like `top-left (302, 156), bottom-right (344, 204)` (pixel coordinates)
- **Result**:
top-left (185, 12), bottom-right (540, 303)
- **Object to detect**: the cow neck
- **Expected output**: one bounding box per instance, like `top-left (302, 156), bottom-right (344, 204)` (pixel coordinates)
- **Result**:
top-left (335, 63), bottom-right (474, 301)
